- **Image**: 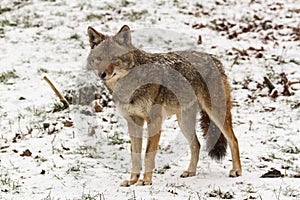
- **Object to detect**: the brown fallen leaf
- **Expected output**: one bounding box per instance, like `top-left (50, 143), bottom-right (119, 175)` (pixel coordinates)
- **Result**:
top-left (292, 173), bottom-right (300, 178)
top-left (43, 123), bottom-right (50, 130)
top-left (94, 100), bottom-right (103, 112)
top-left (64, 120), bottom-right (73, 127)
top-left (27, 127), bottom-right (33, 135)
top-left (20, 149), bottom-right (32, 157)
top-left (12, 149), bottom-right (18, 153)
top-left (294, 8), bottom-right (300, 13)
top-left (260, 168), bottom-right (283, 178)
top-left (255, 52), bottom-right (264, 58)
top-left (0, 145), bottom-right (9, 150)
top-left (12, 133), bottom-right (24, 143)
top-left (61, 144), bottom-right (70, 151)
top-left (248, 46), bottom-right (264, 51)
top-left (192, 23), bottom-right (206, 29)
top-left (167, 189), bottom-right (178, 195)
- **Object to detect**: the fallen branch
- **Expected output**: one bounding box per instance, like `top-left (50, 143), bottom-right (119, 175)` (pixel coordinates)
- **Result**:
top-left (43, 76), bottom-right (69, 108)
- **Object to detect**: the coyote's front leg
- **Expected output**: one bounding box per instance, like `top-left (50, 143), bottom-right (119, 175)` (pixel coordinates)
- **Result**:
top-left (120, 117), bottom-right (144, 187)
top-left (136, 132), bottom-right (161, 186)
top-left (136, 106), bottom-right (162, 186)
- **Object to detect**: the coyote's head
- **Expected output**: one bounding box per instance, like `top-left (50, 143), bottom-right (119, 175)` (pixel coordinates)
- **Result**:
top-left (87, 25), bottom-right (135, 89)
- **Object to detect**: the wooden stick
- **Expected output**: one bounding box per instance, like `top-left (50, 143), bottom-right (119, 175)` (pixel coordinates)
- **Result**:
top-left (43, 76), bottom-right (69, 108)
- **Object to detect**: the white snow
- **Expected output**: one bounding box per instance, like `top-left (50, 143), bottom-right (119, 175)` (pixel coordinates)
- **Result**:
top-left (0, 0), bottom-right (299, 199)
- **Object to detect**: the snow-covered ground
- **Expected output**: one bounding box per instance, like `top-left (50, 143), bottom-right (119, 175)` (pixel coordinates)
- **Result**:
top-left (0, 0), bottom-right (299, 199)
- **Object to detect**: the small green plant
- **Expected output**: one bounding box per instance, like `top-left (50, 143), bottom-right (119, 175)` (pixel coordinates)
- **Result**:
top-left (66, 164), bottom-right (81, 174)
top-left (86, 14), bottom-right (103, 21)
top-left (107, 131), bottom-right (129, 145)
top-left (154, 164), bottom-right (170, 174)
top-left (0, 70), bottom-right (19, 84)
top-left (42, 191), bottom-right (55, 200)
top-left (52, 102), bottom-right (66, 112)
top-left (195, 2), bottom-right (203, 8)
top-left (128, 190), bottom-right (137, 200)
top-left (0, 19), bottom-right (17, 27)
top-left (73, 145), bottom-right (101, 159)
top-left (0, 7), bottom-right (12, 14)
top-left (282, 186), bottom-right (299, 198)
top-left (121, 0), bottom-right (135, 7)
top-left (205, 187), bottom-right (234, 199)
top-left (69, 33), bottom-right (80, 40)
top-left (126, 10), bottom-right (148, 21)
top-left (282, 145), bottom-right (300, 154)
top-left (39, 157), bottom-right (48, 162)
top-left (0, 27), bottom-right (4, 37)
top-left (81, 192), bottom-right (104, 200)
top-left (242, 184), bottom-right (257, 194)
top-left (148, 37), bottom-right (153, 43)
top-left (37, 68), bottom-right (49, 73)
top-left (74, 145), bottom-right (97, 155)
top-left (0, 172), bottom-right (20, 193)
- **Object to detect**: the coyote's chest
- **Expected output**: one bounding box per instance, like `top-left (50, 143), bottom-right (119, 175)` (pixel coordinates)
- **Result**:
top-left (114, 98), bottom-right (153, 122)
top-left (114, 90), bottom-right (184, 124)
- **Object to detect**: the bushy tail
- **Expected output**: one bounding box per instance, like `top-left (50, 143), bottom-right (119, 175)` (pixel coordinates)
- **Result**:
top-left (201, 111), bottom-right (227, 160)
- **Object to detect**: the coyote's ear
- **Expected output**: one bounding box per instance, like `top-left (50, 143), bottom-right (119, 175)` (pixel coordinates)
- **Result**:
top-left (87, 26), bottom-right (106, 49)
top-left (114, 25), bottom-right (132, 47)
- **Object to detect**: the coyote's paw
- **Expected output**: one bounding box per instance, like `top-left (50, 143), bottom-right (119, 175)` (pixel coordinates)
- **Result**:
top-left (136, 179), bottom-right (152, 186)
top-left (180, 171), bottom-right (196, 178)
top-left (229, 168), bottom-right (242, 177)
top-left (120, 179), bottom-right (138, 187)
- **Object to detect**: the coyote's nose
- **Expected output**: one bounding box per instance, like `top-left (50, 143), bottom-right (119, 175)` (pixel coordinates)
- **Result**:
top-left (99, 71), bottom-right (106, 79)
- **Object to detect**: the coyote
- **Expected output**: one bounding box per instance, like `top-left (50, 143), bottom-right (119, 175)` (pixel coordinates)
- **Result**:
top-left (87, 25), bottom-right (242, 186)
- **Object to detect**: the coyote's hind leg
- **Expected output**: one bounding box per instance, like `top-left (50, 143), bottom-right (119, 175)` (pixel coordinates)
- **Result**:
top-left (210, 110), bottom-right (242, 177)
top-left (177, 107), bottom-right (200, 178)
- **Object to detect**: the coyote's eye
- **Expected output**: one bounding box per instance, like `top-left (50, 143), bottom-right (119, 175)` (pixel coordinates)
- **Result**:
top-left (96, 56), bottom-right (102, 61)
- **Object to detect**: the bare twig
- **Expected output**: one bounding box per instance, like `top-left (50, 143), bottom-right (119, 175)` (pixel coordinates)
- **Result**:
top-left (230, 55), bottom-right (239, 68)
top-left (288, 80), bottom-right (300, 86)
top-left (197, 35), bottom-right (202, 45)
top-left (43, 76), bottom-right (69, 108)
top-left (232, 47), bottom-right (248, 56)
top-left (263, 76), bottom-right (278, 98)
top-left (263, 76), bottom-right (275, 92)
